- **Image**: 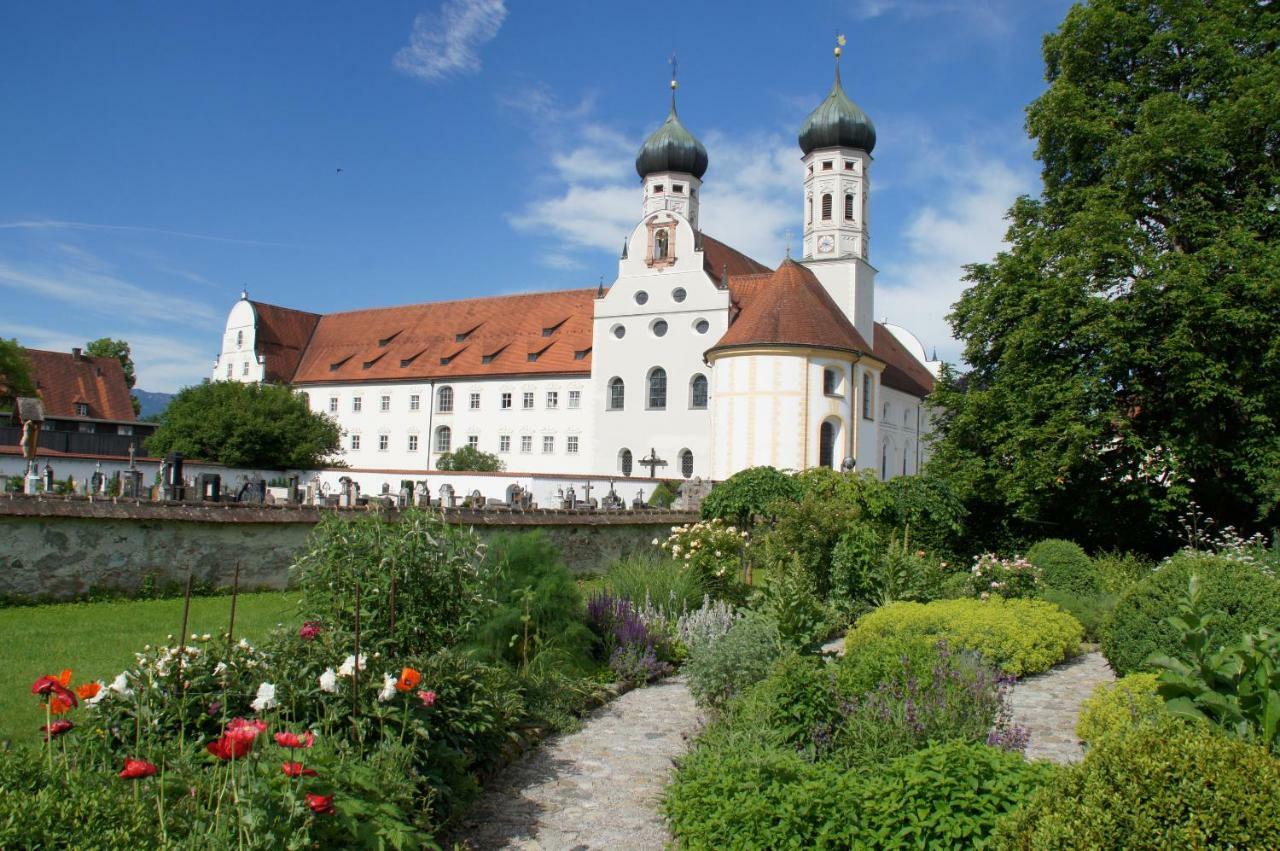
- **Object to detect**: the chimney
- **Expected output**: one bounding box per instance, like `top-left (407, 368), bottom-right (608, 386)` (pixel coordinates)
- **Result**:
top-left (71, 347), bottom-right (82, 359)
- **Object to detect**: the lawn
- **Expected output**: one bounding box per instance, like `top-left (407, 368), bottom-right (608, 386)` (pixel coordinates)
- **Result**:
top-left (0, 591), bottom-right (301, 746)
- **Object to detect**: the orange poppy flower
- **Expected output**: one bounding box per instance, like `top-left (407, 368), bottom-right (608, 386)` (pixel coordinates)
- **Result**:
top-left (395, 668), bottom-right (422, 692)
top-left (76, 682), bottom-right (102, 700)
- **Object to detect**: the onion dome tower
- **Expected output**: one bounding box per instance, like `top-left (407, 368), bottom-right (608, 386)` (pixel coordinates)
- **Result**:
top-left (636, 66), bottom-right (707, 229)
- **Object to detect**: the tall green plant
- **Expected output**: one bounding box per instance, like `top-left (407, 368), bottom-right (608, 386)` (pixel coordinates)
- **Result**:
top-left (1148, 577), bottom-right (1280, 751)
top-left (292, 509), bottom-right (489, 656)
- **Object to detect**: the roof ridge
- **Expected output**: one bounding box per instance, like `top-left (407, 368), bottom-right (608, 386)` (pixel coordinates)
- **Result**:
top-left (311, 287), bottom-right (602, 320)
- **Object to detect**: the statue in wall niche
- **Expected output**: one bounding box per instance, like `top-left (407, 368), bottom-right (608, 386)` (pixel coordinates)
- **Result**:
top-left (19, 419), bottom-right (39, 462)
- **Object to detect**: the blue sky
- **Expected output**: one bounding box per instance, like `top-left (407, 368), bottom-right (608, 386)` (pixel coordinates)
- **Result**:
top-left (0, 0), bottom-right (1074, 392)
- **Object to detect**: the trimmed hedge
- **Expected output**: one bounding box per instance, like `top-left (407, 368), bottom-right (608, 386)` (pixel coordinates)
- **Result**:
top-left (1075, 672), bottom-right (1164, 745)
top-left (1026, 539), bottom-right (1101, 596)
top-left (846, 598), bottom-right (1083, 676)
top-left (1101, 552), bottom-right (1280, 676)
top-left (995, 717), bottom-right (1280, 849)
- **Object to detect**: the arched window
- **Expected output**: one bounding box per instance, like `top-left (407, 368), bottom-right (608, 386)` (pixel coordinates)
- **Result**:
top-left (608, 377), bottom-right (625, 410)
top-left (437, 386), bottom-right (453, 412)
top-left (654, 229), bottom-right (669, 260)
top-left (648, 367), bottom-right (667, 409)
top-left (679, 449), bottom-right (694, 478)
top-left (845, 192), bottom-right (854, 220)
top-left (620, 448), bottom-right (633, 476)
top-left (823, 368), bottom-right (839, 396)
top-left (807, 195), bottom-right (813, 223)
top-left (236, 330), bottom-right (244, 348)
top-left (435, 426), bottom-right (452, 453)
top-left (821, 193), bottom-right (832, 220)
top-left (690, 374), bottom-right (708, 409)
top-left (881, 443), bottom-right (889, 480)
top-left (819, 420), bottom-right (837, 470)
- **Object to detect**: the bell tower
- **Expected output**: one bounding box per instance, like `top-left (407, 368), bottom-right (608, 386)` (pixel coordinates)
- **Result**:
top-left (635, 59), bottom-right (708, 231)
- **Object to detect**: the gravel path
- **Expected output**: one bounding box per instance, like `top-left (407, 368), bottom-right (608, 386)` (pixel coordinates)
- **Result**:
top-left (457, 675), bottom-right (700, 850)
top-left (1008, 651), bottom-right (1115, 763)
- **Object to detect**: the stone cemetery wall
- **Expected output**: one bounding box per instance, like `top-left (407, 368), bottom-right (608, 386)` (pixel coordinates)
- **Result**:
top-left (0, 496), bottom-right (698, 601)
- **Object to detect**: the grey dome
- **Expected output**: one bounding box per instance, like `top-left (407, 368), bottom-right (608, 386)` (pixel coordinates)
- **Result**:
top-left (635, 97), bottom-right (709, 180)
top-left (798, 66), bottom-right (876, 155)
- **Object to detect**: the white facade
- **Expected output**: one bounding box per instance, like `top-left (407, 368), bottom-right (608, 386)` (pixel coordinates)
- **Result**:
top-left (210, 62), bottom-right (938, 487)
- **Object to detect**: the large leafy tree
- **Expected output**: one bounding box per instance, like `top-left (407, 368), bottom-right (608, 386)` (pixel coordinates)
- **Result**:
top-left (0, 338), bottom-right (36, 413)
top-left (932, 0), bottom-right (1280, 551)
top-left (85, 337), bottom-right (140, 415)
top-left (146, 381), bottom-right (341, 469)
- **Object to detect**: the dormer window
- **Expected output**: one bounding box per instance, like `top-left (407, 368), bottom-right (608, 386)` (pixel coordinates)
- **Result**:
top-left (672, 184), bottom-right (684, 194)
top-left (74, 403), bottom-right (89, 417)
top-left (455, 324), bottom-right (480, 343)
top-left (655, 229), bottom-right (669, 260)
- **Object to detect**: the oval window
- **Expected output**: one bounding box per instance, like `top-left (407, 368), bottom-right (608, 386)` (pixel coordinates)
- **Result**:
top-left (672, 287), bottom-right (687, 303)
top-left (612, 325), bottom-right (626, 340)
top-left (652, 320), bottom-right (669, 338)
top-left (694, 319), bottom-right (710, 334)
top-left (634, 291), bottom-right (649, 306)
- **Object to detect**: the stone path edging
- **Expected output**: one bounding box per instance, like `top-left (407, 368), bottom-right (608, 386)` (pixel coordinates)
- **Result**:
top-left (457, 675), bottom-right (700, 850)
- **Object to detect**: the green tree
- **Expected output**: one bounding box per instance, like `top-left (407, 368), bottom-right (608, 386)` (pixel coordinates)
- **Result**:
top-left (932, 0), bottom-right (1280, 551)
top-left (145, 381), bottom-right (341, 468)
top-left (85, 338), bottom-right (140, 415)
top-left (435, 444), bottom-right (503, 472)
top-left (0, 339), bottom-right (35, 412)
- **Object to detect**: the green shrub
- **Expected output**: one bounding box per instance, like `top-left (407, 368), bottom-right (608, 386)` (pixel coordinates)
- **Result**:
top-left (292, 508), bottom-right (489, 656)
top-left (722, 654), bottom-right (842, 758)
top-left (684, 611), bottom-right (783, 711)
top-left (1039, 588), bottom-right (1117, 643)
top-left (1101, 552), bottom-right (1280, 676)
top-left (994, 717), bottom-right (1280, 850)
top-left (881, 472), bottom-right (967, 560)
top-left (846, 598), bottom-right (1083, 676)
top-left (700, 466), bottom-right (800, 526)
top-left (664, 742), bottom-right (859, 850)
top-left (1075, 672), bottom-right (1164, 745)
top-left (0, 757), bottom-right (162, 847)
top-left (600, 552), bottom-right (704, 615)
top-left (855, 742), bottom-right (1058, 849)
top-left (830, 523), bottom-right (882, 606)
top-left (647, 479), bottom-right (679, 508)
top-left (1026, 539), bottom-right (1101, 595)
top-left (1090, 549), bottom-right (1152, 594)
top-left (467, 532), bottom-right (594, 672)
top-left (758, 564), bottom-right (832, 650)
top-left (835, 632), bottom-right (949, 696)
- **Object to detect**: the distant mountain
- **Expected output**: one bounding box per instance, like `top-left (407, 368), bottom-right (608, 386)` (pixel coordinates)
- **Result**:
top-left (134, 389), bottom-right (174, 420)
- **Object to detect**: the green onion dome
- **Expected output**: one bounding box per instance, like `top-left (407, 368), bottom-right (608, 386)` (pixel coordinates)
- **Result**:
top-left (798, 60), bottom-right (876, 155)
top-left (635, 85), bottom-right (709, 180)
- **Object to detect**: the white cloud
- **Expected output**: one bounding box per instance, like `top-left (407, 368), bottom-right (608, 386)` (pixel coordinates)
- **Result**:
top-left (0, 219), bottom-right (297, 248)
top-left (874, 145), bottom-right (1036, 365)
top-left (0, 257), bottom-right (220, 326)
top-left (851, 0), bottom-right (1012, 30)
top-left (393, 0), bottom-right (507, 83)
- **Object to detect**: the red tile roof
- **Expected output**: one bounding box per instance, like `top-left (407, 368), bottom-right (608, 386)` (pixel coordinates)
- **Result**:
top-left (289, 288), bottom-right (599, 384)
top-left (873, 322), bottom-right (936, 397)
top-left (25, 348), bottom-right (136, 421)
top-left (250, 302), bottom-right (321, 383)
top-left (712, 259), bottom-right (875, 355)
top-left (701, 233), bottom-right (771, 280)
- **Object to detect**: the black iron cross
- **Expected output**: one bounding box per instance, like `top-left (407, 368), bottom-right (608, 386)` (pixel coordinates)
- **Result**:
top-left (640, 447), bottom-right (668, 478)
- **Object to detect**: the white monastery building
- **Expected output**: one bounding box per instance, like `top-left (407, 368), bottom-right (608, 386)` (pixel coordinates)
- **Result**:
top-left (213, 48), bottom-right (939, 486)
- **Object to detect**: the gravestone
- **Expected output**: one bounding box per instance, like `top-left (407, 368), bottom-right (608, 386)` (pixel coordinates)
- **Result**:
top-left (121, 469), bottom-right (144, 498)
top-left (676, 476), bottom-right (711, 511)
top-left (163, 452), bottom-right (185, 501)
top-left (42, 463), bottom-right (54, 493)
top-left (632, 489), bottom-right (647, 510)
top-left (416, 480), bottom-right (432, 508)
top-left (287, 476), bottom-right (300, 504)
top-left (90, 463), bottom-right (105, 497)
top-left (197, 473), bottom-right (221, 502)
top-left (438, 483), bottom-right (456, 509)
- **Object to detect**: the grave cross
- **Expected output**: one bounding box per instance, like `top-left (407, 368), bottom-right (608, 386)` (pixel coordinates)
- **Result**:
top-left (581, 481), bottom-right (593, 503)
top-left (639, 447), bottom-right (668, 478)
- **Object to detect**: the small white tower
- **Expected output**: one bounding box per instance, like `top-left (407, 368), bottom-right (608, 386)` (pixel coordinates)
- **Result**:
top-left (634, 66), bottom-right (708, 231)
top-left (798, 36), bottom-right (878, 343)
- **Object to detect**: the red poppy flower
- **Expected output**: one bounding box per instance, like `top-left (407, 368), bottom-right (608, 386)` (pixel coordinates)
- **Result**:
top-left (305, 793), bottom-right (335, 815)
top-left (225, 717), bottom-right (267, 745)
top-left (274, 730), bottom-right (315, 749)
top-left (50, 697), bottom-right (73, 715)
top-left (76, 682), bottom-right (102, 701)
top-left (417, 689), bottom-right (437, 708)
top-left (207, 735), bottom-right (254, 760)
top-left (282, 762), bottom-right (318, 778)
top-left (41, 719), bottom-right (73, 740)
top-left (119, 758), bottom-right (158, 779)
top-left (395, 667), bottom-right (422, 692)
top-left (298, 621), bottom-right (323, 640)
top-left (31, 675), bottom-right (78, 709)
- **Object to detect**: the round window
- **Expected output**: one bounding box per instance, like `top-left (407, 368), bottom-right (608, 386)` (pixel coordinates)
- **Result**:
top-left (694, 319), bottom-right (710, 334)
top-left (653, 320), bottom-right (669, 337)
top-left (672, 287), bottom-right (687, 303)
top-left (634, 291), bottom-right (649, 306)
top-left (612, 324), bottom-right (626, 339)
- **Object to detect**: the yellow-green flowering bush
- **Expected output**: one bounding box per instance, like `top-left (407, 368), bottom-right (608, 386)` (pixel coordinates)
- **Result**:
top-left (1075, 673), bottom-right (1164, 745)
top-left (846, 598), bottom-right (1082, 676)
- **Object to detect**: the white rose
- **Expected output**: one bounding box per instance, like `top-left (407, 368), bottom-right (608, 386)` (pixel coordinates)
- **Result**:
top-left (377, 673), bottom-right (398, 702)
top-left (250, 682), bottom-right (277, 713)
top-left (319, 667), bottom-right (338, 693)
top-left (337, 654), bottom-right (366, 677)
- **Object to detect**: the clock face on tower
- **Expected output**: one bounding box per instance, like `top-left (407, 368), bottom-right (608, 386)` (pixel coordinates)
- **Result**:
top-left (817, 234), bottom-right (835, 254)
